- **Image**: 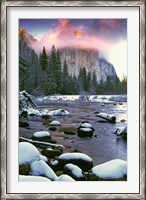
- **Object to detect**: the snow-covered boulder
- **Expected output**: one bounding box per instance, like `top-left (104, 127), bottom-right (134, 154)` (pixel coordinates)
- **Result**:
top-left (19, 91), bottom-right (36, 112)
top-left (48, 109), bottom-right (69, 116)
top-left (64, 163), bottom-right (85, 181)
top-left (77, 122), bottom-right (94, 137)
top-left (88, 159), bottom-right (127, 181)
top-left (19, 175), bottom-right (51, 182)
top-left (55, 174), bottom-right (75, 181)
top-left (19, 142), bottom-right (40, 165)
top-left (115, 126), bottom-right (127, 139)
top-left (77, 127), bottom-right (93, 137)
top-left (58, 152), bottom-right (93, 172)
top-left (80, 122), bottom-right (92, 128)
top-left (40, 155), bottom-right (48, 162)
top-left (31, 131), bottom-right (51, 142)
top-left (30, 160), bottom-right (57, 181)
top-left (50, 120), bottom-right (61, 126)
top-left (96, 112), bottom-right (116, 123)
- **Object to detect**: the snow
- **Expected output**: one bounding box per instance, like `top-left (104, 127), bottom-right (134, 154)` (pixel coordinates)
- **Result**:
top-left (50, 120), bottom-right (61, 126)
top-left (55, 174), bottom-right (75, 181)
top-left (65, 164), bottom-right (83, 178)
top-left (40, 155), bottom-right (48, 162)
top-left (96, 112), bottom-right (116, 121)
top-left (33, 131), bottom-right (51, 138)
top-left (58, 152), bottom-right (92, 162)
top-left (27, 108), bottom-right (41, 116)
top-left (91, 159), bottom-right (127, 179)
top-left (116, 126), bottom-right (127, 136)
top-left (79, 128), bottom-right (92, 132)
top-left (27, 108), bottom-right (50, 117)
top-left (19, 175), bottom-right (51, 182)
top-left (51, 160), bottom-right (59, 166)
top-left (35, 95), bottom-right (127, 104)
top-left (81, 123), bottom-right (92, 128)
top-left (19, 142), bottom-right (40, 165)
top-left (48, 109), bottom-right (69, 116)
top-left (30, 160), bottom-right (57, 181)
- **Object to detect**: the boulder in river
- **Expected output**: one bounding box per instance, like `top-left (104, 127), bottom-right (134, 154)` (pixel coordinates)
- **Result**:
top-left (48, 109), bottom-right (69, 116)
top-left (31, 131), bottom-right (51, 142)
top-left (77, 127), bottom-right (93, 137)
top-left (96, 112), bottom-right (116, 123)
top-left (77, 122), bottom-right (94, 137)
top-left (115, 126), bottom-right (127, 139)
top-left (64, 163), bottom-right (85, 181)
top-left (30, 160), bottom-right (57, 181)
top-left (19, 142), bottom-right (40, 165)
top-left (57, 152), bottom-right (93, 172)
top-left (88, 159), bottom-right (127, 181)
top-left (41, 148), bottom-right (62, 158)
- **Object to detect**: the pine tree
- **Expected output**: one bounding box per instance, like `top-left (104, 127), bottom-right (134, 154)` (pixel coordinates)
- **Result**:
top-left (62, 59), bottom-right (70, 94)
top-left (91, 70), bottom-right (98, 94)
top-left (114, 76), bottom-right (122, 94)
top-left (55, 50), bottom-right (63, 94)
top-left (105, 76), bottom-right (114, 94)
top-left (40, 46), bottom-right (48, 71)
top-left (121, 75), bottom-right (127, 94)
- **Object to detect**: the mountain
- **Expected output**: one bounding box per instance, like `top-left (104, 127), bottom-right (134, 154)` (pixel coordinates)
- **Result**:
top-left (59, 47), bottom-right (117, 83)
top-left (19, 29), bottom-right (118, 84)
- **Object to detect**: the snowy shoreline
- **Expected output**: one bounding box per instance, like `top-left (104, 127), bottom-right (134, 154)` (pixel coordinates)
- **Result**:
top-left (35, 94), bottom-right (127, 105)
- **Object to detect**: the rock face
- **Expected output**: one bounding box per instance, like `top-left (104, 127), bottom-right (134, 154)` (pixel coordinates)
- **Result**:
top-left (59, 47), bottom-right (117, 83)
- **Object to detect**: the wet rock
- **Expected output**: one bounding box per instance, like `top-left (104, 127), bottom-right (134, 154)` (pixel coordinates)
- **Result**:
top-left (50, 120), bottom-right (61, 126)
top-left (41, 148), bottom-right (62, 158)
top-left (77, 128), bottom-right (93, 137)
top-left (31, 131), bottom-right (51, 142)
top-left (64, 163), bottom-right (85, 181)
top-left (19, 163), bottom-right (30, 175)
top-left (19, 121), bottom-right (29, 128)
top-left (50, 160), bottom-right (63, 171)
top-left (64, 131), bottom-right (76, 135)
top-left (48, 109), bottom-right (69, 116)
top-left (96, 112), bottom-right (116, 123)
top-left (19, 110), bottom-right (28, 118)
top-left (49, 126), bottom-right (57, 131)
top-left (58, 152), bottom-right (93, 172)
top-left (55, 170), bottom-right (64, 176)
top-left (120, 119), bottom-right (126, 122)
top-left (115, 126), bottom-right (127, 139)
top-left (53, 146), bottom-right (64, 153)
top-left (77, 122), bottom-right (94, 137)
top-left (41, 115), bottom-right (50, 120)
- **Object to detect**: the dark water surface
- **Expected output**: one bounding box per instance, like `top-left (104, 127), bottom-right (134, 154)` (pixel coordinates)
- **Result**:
top-left (20, 101), bottom-right (127, 166)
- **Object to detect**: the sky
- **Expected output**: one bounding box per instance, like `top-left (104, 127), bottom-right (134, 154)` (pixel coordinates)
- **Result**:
top-left (19, 19), bottom-right (127, 80)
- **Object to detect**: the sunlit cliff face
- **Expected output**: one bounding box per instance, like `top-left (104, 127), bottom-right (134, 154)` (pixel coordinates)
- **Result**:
top-left (19, 19), bottom-right (127, 80)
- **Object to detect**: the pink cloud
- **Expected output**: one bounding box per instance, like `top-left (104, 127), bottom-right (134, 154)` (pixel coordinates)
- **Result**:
top-left (31, 19), bottom-right (113, 54)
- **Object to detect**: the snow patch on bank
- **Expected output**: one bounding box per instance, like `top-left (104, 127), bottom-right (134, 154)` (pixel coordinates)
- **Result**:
top-left (19, 175), bottom-right (51, 182)
top-left (19, 142), bottom-right (40, 165)
top-left (92, 159), bottom-right (127, 179)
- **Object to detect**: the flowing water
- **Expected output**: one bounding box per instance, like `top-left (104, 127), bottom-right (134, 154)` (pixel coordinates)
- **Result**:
top-left (19, 95), bottom-right (127, 166)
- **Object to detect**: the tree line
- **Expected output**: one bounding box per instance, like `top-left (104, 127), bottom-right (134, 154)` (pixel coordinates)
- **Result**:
top-left (19, 40), bottom-right (127, 96)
